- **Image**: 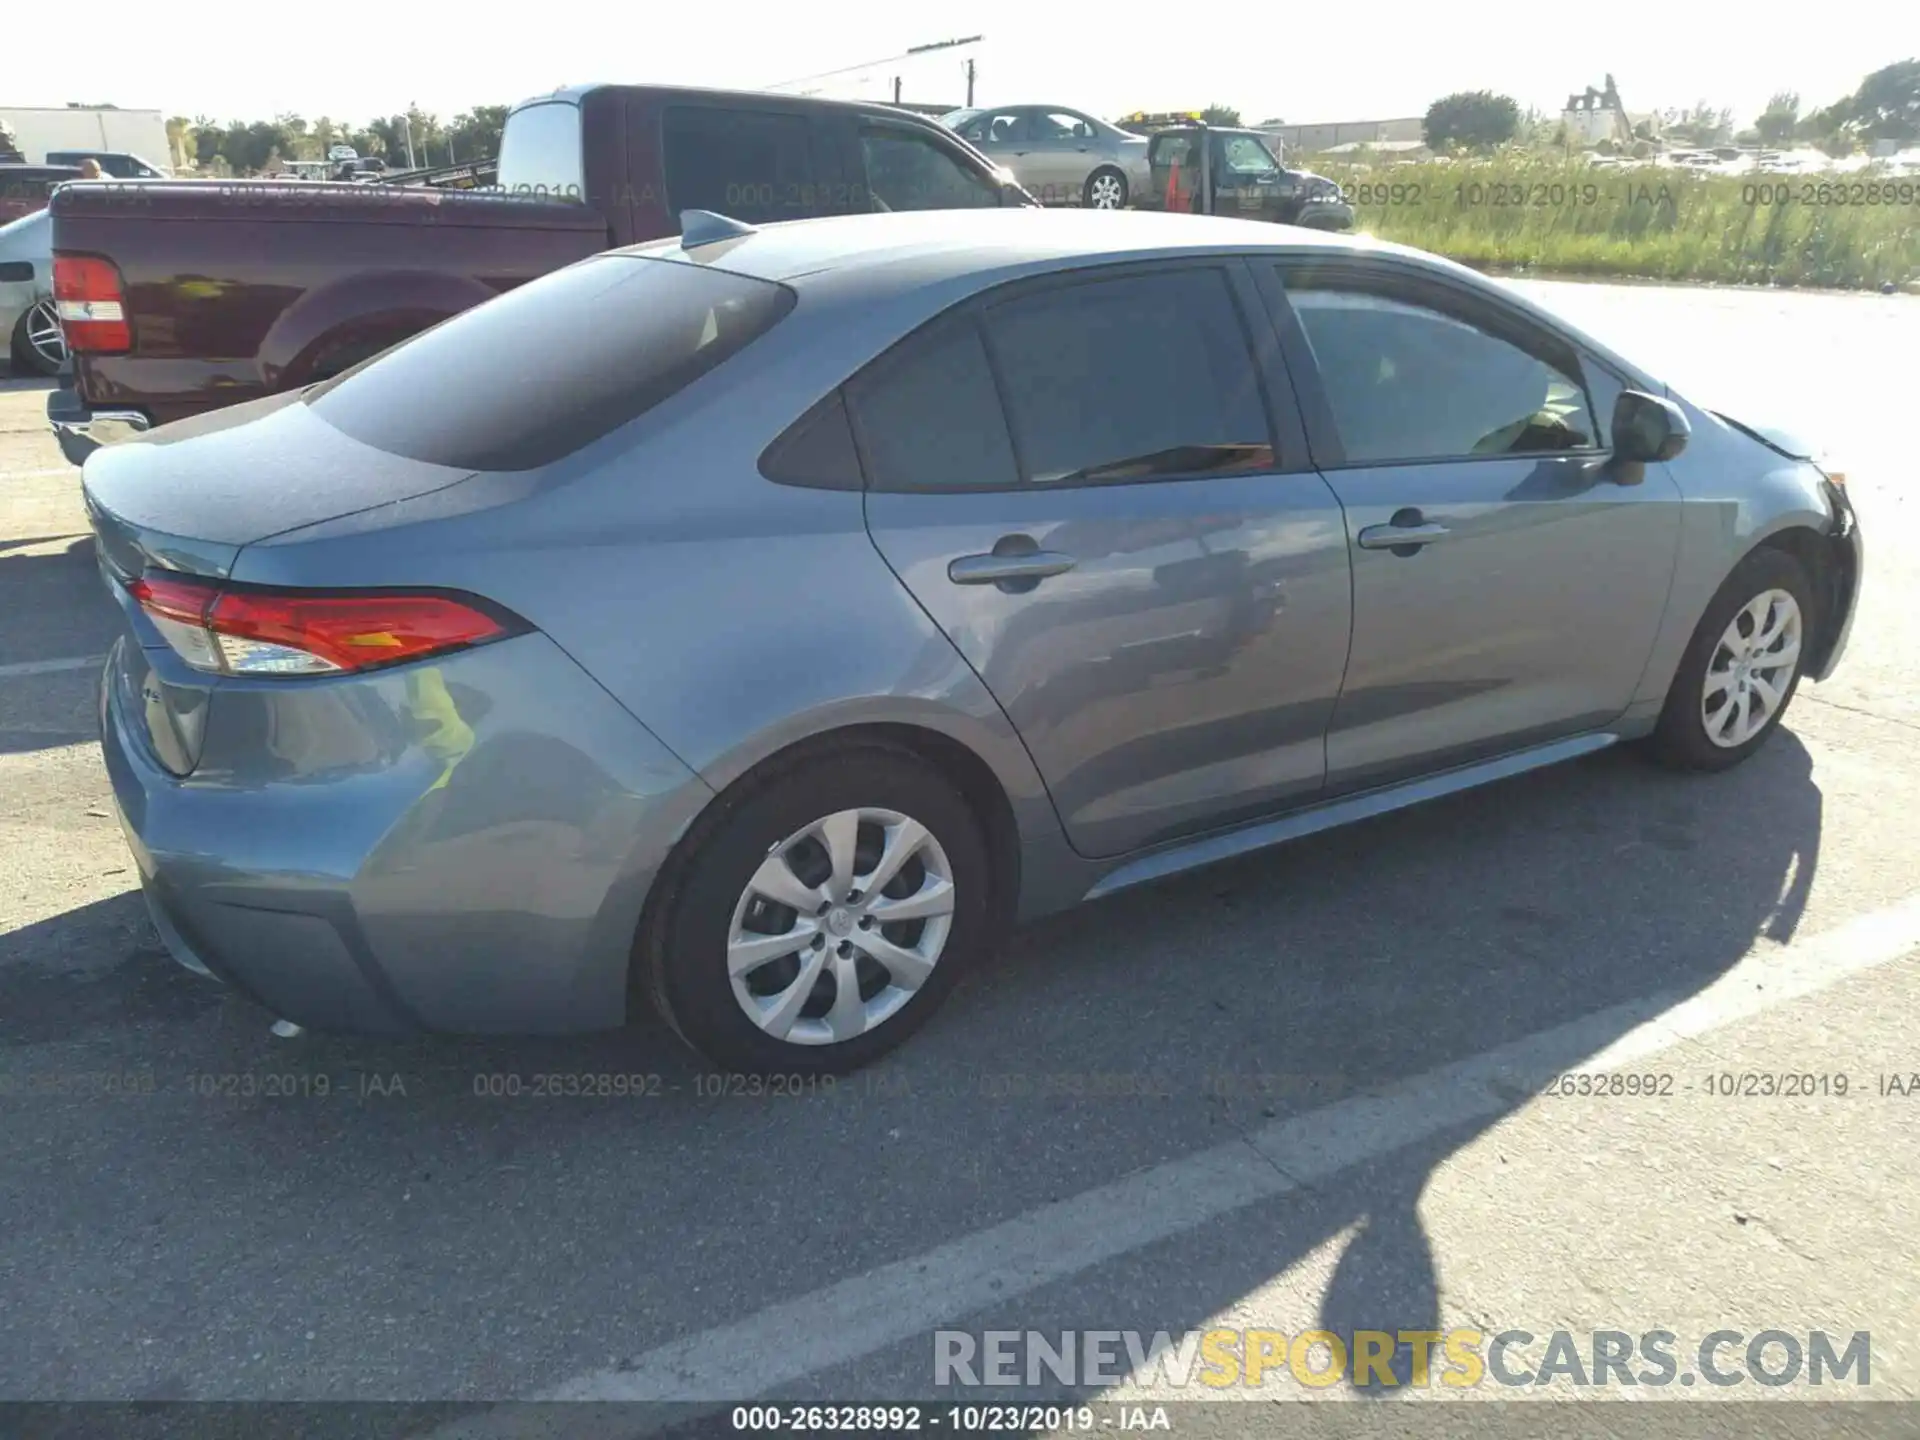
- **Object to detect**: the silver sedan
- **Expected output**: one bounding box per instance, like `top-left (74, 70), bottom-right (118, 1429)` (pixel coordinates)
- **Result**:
top-left (941, 105), bottom-right (1150, 209)
top-left (0, 210), bottom-right (64, 376)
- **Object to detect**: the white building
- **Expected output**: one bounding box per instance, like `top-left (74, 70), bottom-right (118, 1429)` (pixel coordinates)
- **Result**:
top-left (0, 107), bottom-right (172, 171)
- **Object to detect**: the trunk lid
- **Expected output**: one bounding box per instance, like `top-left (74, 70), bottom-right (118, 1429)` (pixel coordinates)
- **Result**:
top-left (81, 387), bottom-right (478, 580)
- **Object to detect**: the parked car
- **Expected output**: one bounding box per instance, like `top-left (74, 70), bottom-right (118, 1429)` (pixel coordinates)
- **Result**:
top-left (0, 163), bottom-right (80, 225)
top-left (47, 84), bottom-right (1033, 461)
top-left (941, 105), bottom-right (1149, 208)
top-left (0, 209), bottom-right (64, 375)
top-left (45, 150), bottom-right (168, 179)
top-left (85, 208), bottom-right (1862, 1073)
top-left (1134, 122), bottom-right (1353, 230)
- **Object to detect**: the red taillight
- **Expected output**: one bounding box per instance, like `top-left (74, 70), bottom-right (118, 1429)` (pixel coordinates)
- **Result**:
top-left (53, 253), bottom-right (131, 353)
top-left (127, 574), bottom-right (516, 676)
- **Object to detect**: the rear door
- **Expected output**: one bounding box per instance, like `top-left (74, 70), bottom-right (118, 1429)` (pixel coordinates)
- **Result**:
top-left (857, 260), bottom-right (1352, 859)
top-left (1255, 259), bottom-right (1684, 792)
top-left (1021, 110), bottom-right (1097, 203)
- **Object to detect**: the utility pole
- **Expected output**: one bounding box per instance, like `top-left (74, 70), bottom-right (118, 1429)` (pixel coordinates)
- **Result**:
top-left (966, 57), bottom-right (976, 107)
top-left (894, 76), bottom-right (902, 105)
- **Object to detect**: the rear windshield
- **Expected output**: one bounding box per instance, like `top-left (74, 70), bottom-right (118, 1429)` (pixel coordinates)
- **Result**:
top-left (305, 256), bottom-right (796, 471)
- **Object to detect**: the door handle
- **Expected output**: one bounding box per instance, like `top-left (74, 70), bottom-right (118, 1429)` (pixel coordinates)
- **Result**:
top-left (1356, 516), bottom-right (1451, 551)
top-left (948, 549), bottom-right (1077, 587)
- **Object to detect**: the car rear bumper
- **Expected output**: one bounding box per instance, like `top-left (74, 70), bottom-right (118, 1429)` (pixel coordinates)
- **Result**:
top-left (48, 384), bottom-right (149, 466)
top-left (100, 630), bottom-right (714, 1036)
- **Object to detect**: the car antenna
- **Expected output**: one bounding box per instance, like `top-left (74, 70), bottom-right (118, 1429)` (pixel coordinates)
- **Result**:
top-left (680, 210), bottom-right (758, 248)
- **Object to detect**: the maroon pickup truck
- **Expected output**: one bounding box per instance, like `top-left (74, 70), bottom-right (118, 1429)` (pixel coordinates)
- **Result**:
top-left (48, 84), bottom-right (1029, 463)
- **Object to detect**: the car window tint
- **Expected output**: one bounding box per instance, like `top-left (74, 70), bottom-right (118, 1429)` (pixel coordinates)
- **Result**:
top-left (847, 321), bottom-right (1018, 490)
top-left (987, 113), bottom-right (1027, 144)
top-left (1037, 112), bottom-right (1093, 141)
top-left (662, 107), bottom-right (813, 225)
top-left (982, 269), bottom-right (1274, 485)
top-left (306, 255), bottom-right (795, 471)
top-left (859, 126), bottom-right (999, 212)
top-left (1285, 284), bottom-right (1600, 464)
top-left (760, 390), bottom-right (864, 490)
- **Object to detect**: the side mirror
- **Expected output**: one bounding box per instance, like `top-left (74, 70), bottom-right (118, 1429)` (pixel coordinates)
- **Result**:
top-left (1612, 390), bottom-right (1691, 463)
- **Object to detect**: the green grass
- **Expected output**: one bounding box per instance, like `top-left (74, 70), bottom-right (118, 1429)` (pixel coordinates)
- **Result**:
top-left (1308, 158), bottom-right (1920, 290)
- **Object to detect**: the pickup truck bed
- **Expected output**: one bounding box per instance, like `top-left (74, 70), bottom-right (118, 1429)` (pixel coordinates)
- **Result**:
top-left (52, 181), bottom-right (606, 431)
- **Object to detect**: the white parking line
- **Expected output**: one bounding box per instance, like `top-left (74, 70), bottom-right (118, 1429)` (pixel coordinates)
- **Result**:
top-left (434, 890), bottom-right (1920, 1435)
top-left (0, 654), bottom-right (104, 679)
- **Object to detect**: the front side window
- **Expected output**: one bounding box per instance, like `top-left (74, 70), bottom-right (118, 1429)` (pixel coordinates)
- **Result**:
top-left (1217, 135), bottom-right (1281, 176)
top-left (982, 269), bottom-right (1273, 485)
top-left (859, 126), bottom-right (999, 212)
top-left (495, 101), bottom-right (586, 203)
top-left (661, 107), bottom-right (814, 225)
top-left (1284, 281), bottom-right (1600, 464)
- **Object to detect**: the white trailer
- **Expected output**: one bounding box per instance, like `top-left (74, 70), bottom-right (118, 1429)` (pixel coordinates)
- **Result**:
top-left (0, 107), bottom-right (172, 171)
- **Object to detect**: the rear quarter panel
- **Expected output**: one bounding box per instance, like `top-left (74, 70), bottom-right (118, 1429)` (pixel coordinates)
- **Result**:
top-left (52, 182), bottom-right (607, 424)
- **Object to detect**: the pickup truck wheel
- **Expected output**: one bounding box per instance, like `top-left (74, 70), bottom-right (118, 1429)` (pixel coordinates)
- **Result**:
top-left (1084, 167), bottom-right (1129, 210)
top-left (11, 299), bottom-right (67, 377)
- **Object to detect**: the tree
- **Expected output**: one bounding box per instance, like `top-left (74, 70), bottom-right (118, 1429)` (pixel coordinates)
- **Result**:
top-left (1423, 90), bottom-right (1520, 151)
top-left (1661, 101), bottom-right (1733, 146)
top-left (1201, 104), bottom-right (1242, 126)
top-left (1755, 92), bottom-right (1799, 145)
top-left (1847, 58), bottom-right (1920, 143)
top-left (449, 105), bottom-right (509, 161)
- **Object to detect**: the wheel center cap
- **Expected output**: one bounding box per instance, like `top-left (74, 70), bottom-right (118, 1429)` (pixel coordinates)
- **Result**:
top-left (826, 907), bottom-right (855, 937)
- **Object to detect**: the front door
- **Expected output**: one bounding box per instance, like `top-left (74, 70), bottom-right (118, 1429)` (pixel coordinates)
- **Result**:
top-left (1260, 262), bottom-right (1685, 791)
top-left (856, 262), bottom-right (1353, 858)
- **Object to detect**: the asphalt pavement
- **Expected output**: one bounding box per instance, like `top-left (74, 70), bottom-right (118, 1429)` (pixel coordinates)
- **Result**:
top-left (1, 280), bottom-right (1916, 1437)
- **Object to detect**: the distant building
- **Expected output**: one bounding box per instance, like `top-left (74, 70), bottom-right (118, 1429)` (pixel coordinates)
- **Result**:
top-left (1318, 138), bottom-right (1433, 161)
top-left (1561, 75), bottom-right (1638, 146)
top-left (1260, 117), bottom-right (1424, 155)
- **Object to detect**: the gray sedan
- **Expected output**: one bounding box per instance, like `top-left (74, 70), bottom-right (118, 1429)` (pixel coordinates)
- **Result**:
top-left (942, 105), bottom-right (1150, 208)
top-left (84, 208), bottom-right (1862, 1074)
top-left (0, 209), bottom-right (64, 376)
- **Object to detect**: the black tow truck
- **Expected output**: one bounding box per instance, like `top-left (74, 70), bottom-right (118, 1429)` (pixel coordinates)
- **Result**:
top-left (1121, 114), bottom-right (1354, 231)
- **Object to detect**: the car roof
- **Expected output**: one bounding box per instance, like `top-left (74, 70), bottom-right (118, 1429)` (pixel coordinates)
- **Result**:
top-left (510, 83), bottom-right (955, 127)
top-left (626, 207), bottom-right (1412, 287)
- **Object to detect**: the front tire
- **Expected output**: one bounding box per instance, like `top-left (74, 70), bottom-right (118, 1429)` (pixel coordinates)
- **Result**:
top-left (1645, 547), bottom-right (1814, 771)
top-left (639, 743), bottom-right (995, 1074)
top-left (1084, 167), bottom-right (1129, 210)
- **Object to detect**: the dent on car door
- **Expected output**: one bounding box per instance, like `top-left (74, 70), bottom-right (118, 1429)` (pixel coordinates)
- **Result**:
top-left (856, 261), bottom-right (1352, 859)
top-left (1259, 263), bottom-right (1685, 791)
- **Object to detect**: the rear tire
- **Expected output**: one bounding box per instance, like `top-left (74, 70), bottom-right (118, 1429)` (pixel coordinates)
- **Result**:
top-left (10, 299), bottom-right (66, 377)
top-left (1084, 167), bottom-right (1129, 210)
top-left (1644, 547), bottom-right (1814, 772)
top-left (639, 742), bottom-right (995, 1075)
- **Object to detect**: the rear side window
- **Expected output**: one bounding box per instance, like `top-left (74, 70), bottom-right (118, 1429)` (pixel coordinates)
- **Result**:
top-left (663, 108), bottom-right (813, 225)
top-left (846, 320), bottom-right (1018, 490)
top-left (981, 269), bottom-right (1274, 484)
top-left (859, 126), bottom-right (1000, 212)
top-left (496, 101), bottom-right (586, 202)
top-left (305, 256), bottom-right (795, 471)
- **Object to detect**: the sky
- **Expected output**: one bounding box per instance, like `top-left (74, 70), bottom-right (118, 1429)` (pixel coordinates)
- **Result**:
top-left (15, 1), bottom-right (1901, 130)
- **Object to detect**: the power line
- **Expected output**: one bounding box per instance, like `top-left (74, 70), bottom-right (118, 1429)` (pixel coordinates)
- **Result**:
top-left (765, 36), bottom-right (982, 92)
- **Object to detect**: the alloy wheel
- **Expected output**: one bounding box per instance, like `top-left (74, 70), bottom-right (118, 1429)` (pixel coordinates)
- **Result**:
top-left (1086, 173), bottom-right (1126, 209)
top-left (1702, 588), bottom-right (1802, 748)
top-left (726, 807), bottom-right (955, 1045)
top-left (23, 298), bottom-right (67, 371)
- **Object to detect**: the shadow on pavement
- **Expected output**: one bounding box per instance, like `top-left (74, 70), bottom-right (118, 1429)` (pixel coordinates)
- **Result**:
top-left (0, 728), bottom-right (1824, 1415)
